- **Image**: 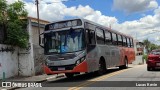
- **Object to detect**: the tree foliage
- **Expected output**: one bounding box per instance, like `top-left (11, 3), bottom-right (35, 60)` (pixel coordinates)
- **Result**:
top-left (0, 0), bottom-right (29, 48)
top-left (143, 39), bottom-right (160, 53)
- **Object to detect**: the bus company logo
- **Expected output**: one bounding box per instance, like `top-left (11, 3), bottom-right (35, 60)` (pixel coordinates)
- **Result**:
top-left (58, 58), bottom-right (65, 60)
top-left (2, 82), bottom-right (11, 87)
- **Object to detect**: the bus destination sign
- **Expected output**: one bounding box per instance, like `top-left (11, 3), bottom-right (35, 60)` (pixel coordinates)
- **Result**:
top-left (46, 19), bottom-right (82, 30)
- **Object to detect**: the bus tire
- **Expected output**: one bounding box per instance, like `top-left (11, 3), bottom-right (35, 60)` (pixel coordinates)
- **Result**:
top-left (97, 59), bottom-right (106, 75)
top-left (65, 73), bottom-right (74, 78)
top-left (119, 57), bottom-right (128, 69)
top-left (124, 58), bottom-right (128, 69)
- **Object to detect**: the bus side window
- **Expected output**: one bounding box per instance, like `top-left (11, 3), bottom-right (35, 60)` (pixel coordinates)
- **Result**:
top-left (105, 31), bottom-right (112, 45)
top-left (130, 38), bottom-right (134, 47)
top-left (87, 30), bottom-right (96, 45)
top-left (112, 33), bottom-right (117, 45)
top-left (122, 36), bottom-right (127, 47)
top-left (96, 28), bottom-right (105, 45)
top-left (127, 38), bottom-right (131, 47)
top-left (117, 34), bottom-right (122, 46)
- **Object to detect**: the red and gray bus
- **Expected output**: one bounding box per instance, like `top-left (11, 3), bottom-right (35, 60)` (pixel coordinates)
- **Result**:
top-left (40, 18), bottom-right (135, 78)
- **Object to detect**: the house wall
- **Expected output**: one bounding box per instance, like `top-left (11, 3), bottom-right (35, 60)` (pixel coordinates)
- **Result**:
top-left (31, 26), bottom-right (45, 75)
top-left (0, 44), bottom-right (18, 79)
top-left (18, 19), bottom-right (35, 76)
top-left (0, 19), bottom-right (35, 79)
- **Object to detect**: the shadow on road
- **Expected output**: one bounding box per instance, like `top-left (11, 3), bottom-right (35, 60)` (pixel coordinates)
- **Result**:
top-left (148, 69), bottom-right (160, 72)
top-left (47, 67), bottom-right (132, 83)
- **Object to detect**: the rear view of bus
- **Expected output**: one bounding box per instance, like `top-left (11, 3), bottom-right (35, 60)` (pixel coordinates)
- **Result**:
top-left (41, 19), bottom-right (135, 78)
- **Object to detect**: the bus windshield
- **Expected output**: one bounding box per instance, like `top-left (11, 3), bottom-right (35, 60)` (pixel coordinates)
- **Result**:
top-left (44, 28), bottom-right (85, 54)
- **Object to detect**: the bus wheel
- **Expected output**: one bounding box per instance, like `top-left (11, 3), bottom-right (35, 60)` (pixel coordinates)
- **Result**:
top-left (119, 58), bottom-right (128, 69)
top-left (97, 60), bottom-right (106, 75)
top-left (65, 73), bottom-right (74, 78)
top-left (124, 58), bottom-right (128, 69)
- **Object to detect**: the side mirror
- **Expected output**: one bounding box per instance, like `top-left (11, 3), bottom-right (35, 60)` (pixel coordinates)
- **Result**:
top-left (39, 33), bottom-right (44, 48)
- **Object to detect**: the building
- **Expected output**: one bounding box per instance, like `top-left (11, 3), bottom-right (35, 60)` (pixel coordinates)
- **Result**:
top-left (0, 17), bottom-right (50, 79)
top-left (28, 17), bottom-right (50, 75)
top-left (133, 39), bottom-right (144, 65)
top-left (136, 41), bottom-right (144, 55)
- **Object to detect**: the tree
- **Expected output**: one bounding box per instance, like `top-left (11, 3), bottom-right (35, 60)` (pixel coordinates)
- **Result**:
top-left (0, 0), bottom-right (29, 48)
top-left (143, 39), bottom-right (160, 53)
top-left (143, 39), bottom-right (151, 53)
top-left (149, 43), bottom-right (158, 51)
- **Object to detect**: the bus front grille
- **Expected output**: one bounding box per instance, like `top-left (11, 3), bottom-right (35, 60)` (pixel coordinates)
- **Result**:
top-left (48, 64), bottom-right (75, 71)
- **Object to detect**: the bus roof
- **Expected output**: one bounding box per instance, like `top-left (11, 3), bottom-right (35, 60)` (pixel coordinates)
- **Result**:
top-left (46, 18), bottom-right (133, 39)
top-left (82, 18), bottom-right (133, 39)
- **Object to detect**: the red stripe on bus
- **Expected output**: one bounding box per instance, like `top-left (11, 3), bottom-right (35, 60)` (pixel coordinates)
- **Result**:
top-left (44, 60), bottom-right (88, 74)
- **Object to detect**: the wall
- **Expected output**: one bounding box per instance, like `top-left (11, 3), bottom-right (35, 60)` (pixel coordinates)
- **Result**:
top-left (132, 55), bottom-right (144, 65)
top-left (17, 19), bottom-right (35, 76)
top-left (0, 19), bottom-right (35, 79)
top-left (31, 26), bottom-right (45, 75)
top-left (0, 45), bottom-right (35, 79)
top-left (0, 44), bottom-right (18, 79)
top-left (0, 18), bottom-right (48, 79)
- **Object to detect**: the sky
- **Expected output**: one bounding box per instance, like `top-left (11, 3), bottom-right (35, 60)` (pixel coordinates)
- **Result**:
top-left (6, 0), bottom-right (160, 44)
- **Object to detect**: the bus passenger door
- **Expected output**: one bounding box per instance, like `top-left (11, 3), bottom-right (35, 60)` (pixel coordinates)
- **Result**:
top-left (86, 29), bottom-right (97, 72)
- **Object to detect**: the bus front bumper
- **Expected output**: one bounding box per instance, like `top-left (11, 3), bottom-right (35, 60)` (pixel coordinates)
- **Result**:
top-left (44, 61), bottom-right (88, 74)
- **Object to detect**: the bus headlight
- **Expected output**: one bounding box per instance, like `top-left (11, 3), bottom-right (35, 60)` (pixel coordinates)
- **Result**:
top-left (75, 56), bottom-right (86, 65)
top-left (45, 61), bottom-right (49, 66)
top-left (45, 59), bottom-right (50, 66)
top-left (80, 56), bottom-right (86, 62)
top-left (76, 60), bottom-right (81, 65)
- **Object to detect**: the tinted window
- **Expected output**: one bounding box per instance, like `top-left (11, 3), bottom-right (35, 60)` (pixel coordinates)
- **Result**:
top-left (122, 36), bottom-right (127, 47)
top-left (85, 23), bottom-right (96, 30)
top-left (105, 31), bottom-right (112, 45)
top-left (112, 33), bottom-right (117, 45)
top-left (127, 38), bottom-right (131, 47)
top-left (150, 50), bottom-right (160, 55)
top-left (87, 30), bottom-right (95, 44)
top-left (96, 28), bottom-right (105, 44)
top-left (117, 35), bottom-right (122, 46)
top-left (130, 39), bottom-right (134, 47)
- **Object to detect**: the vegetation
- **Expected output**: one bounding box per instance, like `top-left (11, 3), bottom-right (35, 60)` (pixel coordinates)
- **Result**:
top-left (142, 39), bottom-right (160, 61)
top-left (0, 0), bottom-right (29, 48)
top-left (143, 39), bottom-right (160, 53)
top-left (142, 54), bottom-right (148, 62)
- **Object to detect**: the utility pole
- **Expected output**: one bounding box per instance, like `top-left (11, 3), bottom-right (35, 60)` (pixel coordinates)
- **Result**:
top-left (35, 0), bottom-right (40, 45)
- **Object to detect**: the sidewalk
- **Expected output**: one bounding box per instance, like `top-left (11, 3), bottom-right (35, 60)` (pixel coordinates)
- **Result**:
top-left (0, 73), bottom-right (65, 90)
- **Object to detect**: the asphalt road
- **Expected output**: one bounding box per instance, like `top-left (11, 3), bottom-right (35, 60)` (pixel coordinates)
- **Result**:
top-left (17, 64), bottom-right (160, 90)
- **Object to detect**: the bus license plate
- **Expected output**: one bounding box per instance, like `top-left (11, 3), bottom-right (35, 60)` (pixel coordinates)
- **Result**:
top-left (156, 63), bottom-right (160, 66)
top-left (58, 67), bottom-right (65, 71)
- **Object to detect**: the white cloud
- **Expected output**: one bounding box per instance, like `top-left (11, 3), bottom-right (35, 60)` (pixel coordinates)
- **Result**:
top-left (112, 6), bottom-right (160, 43)
top-left (64, 5), bottom-right (94, 17)
top-left (24, 0), bottom-right (66, 21)
top-left (24, 1), bottom-right (118, 26)
top-left (6, 0), bottom-right (18, 4)
top-left (113, 0), bottom-right (158, 14)
top-left (6, 0), bottom-right (160, 44)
